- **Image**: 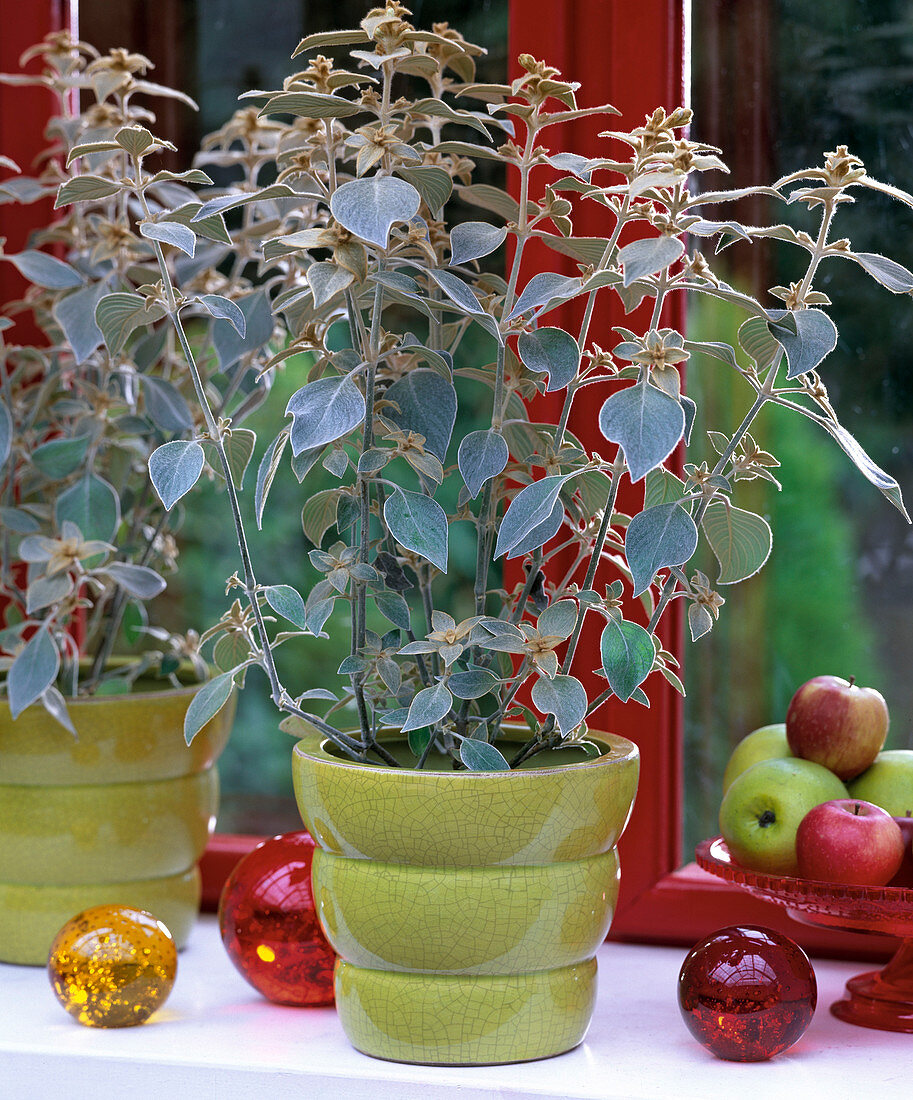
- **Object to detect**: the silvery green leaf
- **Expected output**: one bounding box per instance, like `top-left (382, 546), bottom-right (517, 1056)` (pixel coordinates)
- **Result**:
top-left (184, 671), bottom-right (236, 745)
top-left (306, 595), bottom-right (335, 636)
top-left (508, 272), bottom-right (581, 320)
top-left (140, 219), bottom-right (196, 257)
top-left (149, 440), bottom-right (205, 510)
top-left (0, 400), bottom-right (10, 469)
top-left (384, 370), bottom-right (457, 461)
top-left (373, 590), bottom-right (411, 630)
top-left (54, 282), bottom-right (108, 364)
top-left (401, 681), bottom-right (452, 732)
top-left (459, 183), bottom-right (521, 223)
top-left (537, 599), bottom-right (578, 640)
top-left (0, 507), bottom-right (40, 534)
top-left (448, 669), bottom-right (500, 699)
top-left (449, 221), bottom-right (507, 265)
top-left (495, 475), bottom-right (571, 558)
top-left (426, 269), bottom-right (484, 315)
top-left (330, 176), bottom-right (421, 248)
top-left (307, 262), bottom-right (355, 306)
top-left (815, 417), bottom-right (910, 521)
top-left (738, 316), bottom-right (781, 371)
top-left (396, 165), bottom-right (452, 214)
top-left (688, 601), bottom-right (715, 642)
top-left (618, 236), bottom-right (684, 286)
top-left (398, 334), bottom-right (453, 377)
top-left (460, 738), bottom-right (510, 771)
top-left (766, 308), bottom-right (837, 379)
top-left (198, 294), bottom-right (246, 336)
top-left (103, 562), bottom-right (167, 599)
top-left (3, 250), bottom-right (82, 288)
top-left (212, 288), bottom-right (273, 370)
top-left (458, 429), bottom-right (508, 498)
top-left (517, 327), bottom-right (580, 391)
top-left (254, 431), bottom-right (288, 529)
top-left (702, 500), bottom-right (772, 584)
top-left (682, 339), bottom-right (740, 371)
top-left (505, 499), bottom-right (564, 560)
top-left (39, 684), bottom-right (76, 736)
top-left (140, 375), bottom-right (194, 432)
top-left (8, 627), bottom-right (59, 719)
top-left (26, 571), bottom-right (74, 614)
top-left (531, 674), bottom-right (587, 734)
top-left (54, 175), bottom-right (122, 207)
top-left (222, 428), bottom-right (257, 489)
top-left (643, 467), bottom-right (686, 508)
top-left (845, 251), bottom-right (913, 293)
top-left (31, 435), bottom-right (90, 478)
top-left (262, 585), bottom-right (310, 629)
top-left (56, 474), bottom-right (120, 542)
top-left (286, 375), bottom-right (366, 455)
top-left (192, 183), bottom-right (304, 220)
top-left (323, 446), bottom-right (349, 479)
top-left (626, 501), bottom-right (698, 596)
top-left (261, 90), bottom-right (364, 119)
top-left (384, 488), bottom-right (448, 573)
top-left (113, 125), bottom-right (154, 155)
top-left (96, 292), bottom-right (166, 355)
top-left (598, 383), bottom-right (685, 483)
top-left (409, 97), bottom-right (496, 137)
top-left (600, 617), bottom-right (654, 703)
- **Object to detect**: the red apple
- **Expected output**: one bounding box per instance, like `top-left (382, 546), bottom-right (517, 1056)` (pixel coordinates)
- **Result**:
top-left (888, 817), bottom-right (913, 888)
top-left (786, 675), bottom-right (889, 781)
top-left (796, 799), bottom-right (905, 886)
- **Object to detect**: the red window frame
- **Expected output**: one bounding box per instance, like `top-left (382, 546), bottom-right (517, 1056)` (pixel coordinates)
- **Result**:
top-left (1, 0), bottom-right (894, 961)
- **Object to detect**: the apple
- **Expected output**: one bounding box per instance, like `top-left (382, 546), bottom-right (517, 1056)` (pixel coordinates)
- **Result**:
top-left (719, 757), bottom-right (848, 876)
top-left (722, 723), bottom-right (792, 793)
top-left (785, 675), bottom-right (889, 781)
top-left (796, 799), bottom-right (905, 886)
top-left (888, 817), bottom-right (913, 888)
top-left (847, 750), bottom-right (913, 816)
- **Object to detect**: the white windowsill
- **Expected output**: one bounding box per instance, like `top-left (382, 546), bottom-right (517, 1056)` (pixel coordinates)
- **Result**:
top-left (1, 914), bottom-right (907, 1099)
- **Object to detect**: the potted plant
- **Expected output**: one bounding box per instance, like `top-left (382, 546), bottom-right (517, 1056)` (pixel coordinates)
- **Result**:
top-left (0, 36), bottom-right (234, 965)
top-left (35, 2), bottom-right (913, 1062)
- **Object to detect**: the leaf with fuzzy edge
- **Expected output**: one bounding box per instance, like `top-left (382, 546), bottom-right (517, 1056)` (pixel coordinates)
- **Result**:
top-left (701, 499), bottom-right (772, 584)
top-left (286, 375), bottom-right (366, 455)
top-left (598, 383), bottom-right (685, 483)
top-left (8, 627), bottom-right (59, 719)
top-left (766, 308), bottom-right (837, 379)
top-left (531, 674), bottom-right (587, 734)
top-left (149, 440), bottom-right (205, 511)
top-left (401, 682), bottom-right (452, 732)
top-left (600, 617), bottom-right (654, 703)
top-left (460, 738), bottom-right (510, 771)
top-left (458, 429), bottom-right (508, 499)
top-left (184, 672), bottom-right (236, 745)
top-left (384, 488), bottom-right (449, 573)
top-left (625, 501), bottom-right (698, 597)
top-left (330, 176), bottom-right (420, 248)
top-left (495, 474), bottom-right (573, 558)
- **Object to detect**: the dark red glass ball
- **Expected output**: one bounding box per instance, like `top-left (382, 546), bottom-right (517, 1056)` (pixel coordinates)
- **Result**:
top-left (219, 831), bottom-right (335, 1006)
top-left (678, 925), bottom-right (816, 1061)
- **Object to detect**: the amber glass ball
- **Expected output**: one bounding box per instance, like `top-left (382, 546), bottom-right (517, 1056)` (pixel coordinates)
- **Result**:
top-left (47, 905), bottom-right (177, 1027)
top-left (678, 925), bottom-right (817, 1061)
top-left (219, 830), bottom-right (335, 1006)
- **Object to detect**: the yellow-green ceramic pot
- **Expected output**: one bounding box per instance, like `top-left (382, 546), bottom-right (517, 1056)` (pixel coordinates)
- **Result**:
top-left (292, 732), bottom-right (639, 1065)
top-left (0, 675), bottom-right (232, 965)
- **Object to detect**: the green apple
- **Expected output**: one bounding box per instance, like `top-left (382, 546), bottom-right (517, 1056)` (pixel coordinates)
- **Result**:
top-left (847, 750), bottom-right (913, 816)
top-left (719, 757), bottom-right (848, 875)
top-left (722, 723), bottom-right (792, 793)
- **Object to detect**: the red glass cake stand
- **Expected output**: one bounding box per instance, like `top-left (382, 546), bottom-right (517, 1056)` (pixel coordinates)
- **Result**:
top-left (696, 837), bottom-right (913, 1033)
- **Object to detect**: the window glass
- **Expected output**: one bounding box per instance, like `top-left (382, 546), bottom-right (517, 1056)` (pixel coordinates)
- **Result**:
top-left (685, 0), bottom-right (913, 858)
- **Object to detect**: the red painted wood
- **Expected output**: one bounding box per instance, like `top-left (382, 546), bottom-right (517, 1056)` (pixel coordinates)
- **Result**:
top-left (0, 0), bottom-right (69, 316)
top-left (507, 0), bottom-right (687, 918)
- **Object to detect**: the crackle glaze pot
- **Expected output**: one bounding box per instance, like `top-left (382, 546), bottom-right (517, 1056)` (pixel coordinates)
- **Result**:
top-left (292, 732), bottom-right (639, 1065)
top-left (0, 675), bottom-right (232, 965)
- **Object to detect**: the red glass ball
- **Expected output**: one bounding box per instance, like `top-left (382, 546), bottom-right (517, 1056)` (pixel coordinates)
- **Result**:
top-left (219, 831), bottom-right (335, 1006)
top-left (678, 925), bottom-right (816, 1061)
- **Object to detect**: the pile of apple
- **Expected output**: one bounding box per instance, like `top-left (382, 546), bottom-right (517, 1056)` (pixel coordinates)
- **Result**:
top-left (719, 675), bottom-right (913, 887)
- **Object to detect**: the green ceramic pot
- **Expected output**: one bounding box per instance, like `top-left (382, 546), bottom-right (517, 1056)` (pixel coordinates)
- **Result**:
top-left (0, 674), bottom-right (232, 965)
top-left (292, 732), bottom-right (639, 1065)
